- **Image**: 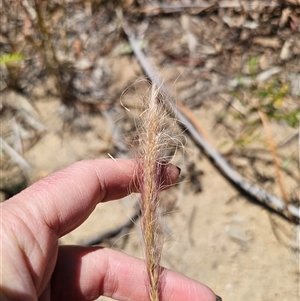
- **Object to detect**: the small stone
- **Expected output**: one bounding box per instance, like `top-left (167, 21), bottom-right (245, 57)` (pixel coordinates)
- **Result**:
top-left (225, 225), bottom-right (251, 243)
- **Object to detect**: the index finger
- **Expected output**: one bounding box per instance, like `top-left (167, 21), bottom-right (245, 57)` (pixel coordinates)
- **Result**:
top-left (5, 159), bottom-right (180, 238)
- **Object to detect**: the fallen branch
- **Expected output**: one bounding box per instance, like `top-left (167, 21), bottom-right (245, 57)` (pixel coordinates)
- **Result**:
top-left (122, 22), bottom-right (300, 222)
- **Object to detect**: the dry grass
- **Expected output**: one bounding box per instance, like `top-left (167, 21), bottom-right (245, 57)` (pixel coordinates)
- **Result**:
top-left (137, 84), bottom-right (178, 300)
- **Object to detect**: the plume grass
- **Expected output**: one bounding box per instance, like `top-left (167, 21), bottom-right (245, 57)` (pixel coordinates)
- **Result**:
top-left (137, 84), bottom-right (175, 301)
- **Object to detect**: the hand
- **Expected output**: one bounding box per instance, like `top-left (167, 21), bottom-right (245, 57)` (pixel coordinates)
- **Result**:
top-left (1, 159), bottom-right (217, 301)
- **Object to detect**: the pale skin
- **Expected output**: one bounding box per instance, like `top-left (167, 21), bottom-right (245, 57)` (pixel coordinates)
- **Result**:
top-left (1, 159), bottom-right (217, 301)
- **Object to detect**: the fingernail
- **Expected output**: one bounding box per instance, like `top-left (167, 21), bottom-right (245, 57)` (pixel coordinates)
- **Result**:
top-left (216, 295), bottom-right (222, 301)
top-left (175, 166), bottom-right (181, 175)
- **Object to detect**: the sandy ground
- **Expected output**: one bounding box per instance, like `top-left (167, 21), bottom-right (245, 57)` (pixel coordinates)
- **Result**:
top-left (14, 59), bottom-right (298, 301)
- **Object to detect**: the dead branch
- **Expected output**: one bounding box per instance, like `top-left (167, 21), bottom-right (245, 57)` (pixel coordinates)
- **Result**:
top-left (121, 21), bottom-right (300, 222)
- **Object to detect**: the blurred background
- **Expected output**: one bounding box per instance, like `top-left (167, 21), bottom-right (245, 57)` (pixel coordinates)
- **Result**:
top-left (1, 0), bottom-right (299, 300)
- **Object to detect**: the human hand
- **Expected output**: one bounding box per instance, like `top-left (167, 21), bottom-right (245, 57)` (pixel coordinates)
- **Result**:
top-left (1, 159), bottom-right (218, 301)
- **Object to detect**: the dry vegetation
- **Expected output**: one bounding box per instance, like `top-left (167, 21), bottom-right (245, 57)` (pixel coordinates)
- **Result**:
top-left (1, 1), bottom-right (300, 300)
